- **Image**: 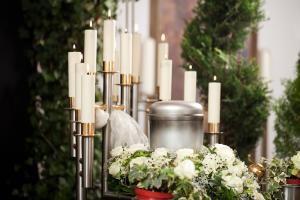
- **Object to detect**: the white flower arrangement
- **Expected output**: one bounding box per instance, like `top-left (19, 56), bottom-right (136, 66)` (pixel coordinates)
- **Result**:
top-left (108, 144), bottom-right (264, 199)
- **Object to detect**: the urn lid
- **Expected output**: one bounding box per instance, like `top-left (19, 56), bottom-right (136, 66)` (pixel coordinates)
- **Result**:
top-left (148, 100), bottom-right (203, 120)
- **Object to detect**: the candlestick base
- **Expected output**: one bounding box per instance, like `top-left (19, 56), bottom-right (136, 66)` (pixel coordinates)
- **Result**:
top-left (103, 61), bottom-right (115, 73)
top-left (69, 97), bottom-right (75, 108)
top-left (120, 74), bottom-right (132, 85)
top-left (208, 123), bottom-right (220, 133)
top-left (81, 123), bottom-right (95, 137)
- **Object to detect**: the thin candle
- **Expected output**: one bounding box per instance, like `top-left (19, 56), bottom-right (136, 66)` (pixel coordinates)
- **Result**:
top-left (208, 75), bottom-right (221, 123)
top-left (184, 65), bottom-right (197, 102)
top-left (157, 33), bottom-right (169, 87)
top-left (68, 45), bottom-right (83, 98)
top-left (84, 21), bottom-right (97, 73)
top-left (103, 10), bottom-right (116, 62)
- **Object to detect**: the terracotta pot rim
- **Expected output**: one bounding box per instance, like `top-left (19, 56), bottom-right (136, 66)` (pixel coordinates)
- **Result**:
top-left (135, 187), bottom-right (173, 199)
top-left (286, 178), bottom-right (300, 185)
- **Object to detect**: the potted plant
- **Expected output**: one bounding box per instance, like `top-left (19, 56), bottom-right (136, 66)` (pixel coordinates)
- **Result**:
top-left (108, 144), bottom-right (264, 199)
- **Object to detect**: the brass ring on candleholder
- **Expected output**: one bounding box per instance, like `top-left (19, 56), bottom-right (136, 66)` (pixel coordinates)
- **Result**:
top-left (112, 104), bottom-right (125, 111)
top-left (94, 103), bottom-right (107, 111)
top-left (208, 123), bottom-right (220, 134)
top-left (120, 74), bottom-right (132, 85)
top-left (131, 75), bottom-right (140, 84)
top-left (74, 109), bottom-right (80, 121)
top-left (82, 123), bottom-right (95, 136)
top-left (103, 61), bottom-right (115, 73)
top-left (69, 97), bottom-right (75, 108)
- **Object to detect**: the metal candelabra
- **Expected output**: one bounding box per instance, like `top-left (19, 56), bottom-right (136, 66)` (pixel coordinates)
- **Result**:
top-left (206, 123), bottom-right (221, 145)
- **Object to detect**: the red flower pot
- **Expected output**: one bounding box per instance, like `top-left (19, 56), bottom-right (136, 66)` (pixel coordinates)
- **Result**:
top-left (287, 179), bottom-right (300, 185)
top-left (135, 188), bottom-right (173, 200)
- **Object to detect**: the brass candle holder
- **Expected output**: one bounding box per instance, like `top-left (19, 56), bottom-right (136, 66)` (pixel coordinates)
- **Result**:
top-left (206, 122), bottom-right (221, 145)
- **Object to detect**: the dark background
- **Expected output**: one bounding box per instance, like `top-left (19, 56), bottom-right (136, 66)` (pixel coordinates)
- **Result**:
top-left (0, 1), bottom-right (32, 199)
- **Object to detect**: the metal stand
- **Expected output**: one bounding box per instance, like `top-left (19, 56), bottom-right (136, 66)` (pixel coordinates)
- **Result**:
top-left (82, 136), bottom-right (94, 188)
top-left (131, 79), bottom-right (139, 120)
top-left (68, 97), bottom-right (77, 158)
top-left (75, 121), bottom-right (86, 200)
top-left (120, 74), bottom-right (132, 114)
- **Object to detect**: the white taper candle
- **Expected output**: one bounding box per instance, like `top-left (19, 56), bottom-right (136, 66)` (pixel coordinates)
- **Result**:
top-left (68, 46), bottom-right (82, 97)
top-left (120, 30), bottom-right (132, 74)
top-left (140, 38), bottom-right (156, 96)
top-left (157, 34), bottom-right (169, 86)
top-left (132, 24), bottom-right (142, 78)
top-left (84, 21), bottom-right (97, 73)
top-left (103, 11), bottom-right (116, 62)
top-left (159, 59), bottom-right (172, 101)
top-left (75, 63), bottom-right (88, 112)
top-left (208, 76), bottom-right (221, 123)
top-left (184, 65), bottom-right (197, 102)
top-left (81, 73), bottom-right (95, 123)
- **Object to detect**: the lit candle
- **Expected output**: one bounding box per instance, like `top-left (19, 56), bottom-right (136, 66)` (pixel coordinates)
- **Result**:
top-left (132, 24), bottom-right (142, 80)
top-left (208, 76), bottom-right (221, 123)
top-left (159, 57), bottom-right (172, 101)
top-left (75, 63), bottom-right (89, 113)
top-left (140, 38), bottom-right (156, 96)
top-left (184, 65), bottom-right (197, 102)
top-left (157, 33), bottom-right (169, 86)
top-left (81, 72), bottom-right (95, 123)
top-left (120, 29), bottom-right (132, 74)
top-left (84, 21), bottom-right (97, 73)
top-left (68, 44), bottom-right (82, 97)
top-left (103, 10), bottom-right (116, 62)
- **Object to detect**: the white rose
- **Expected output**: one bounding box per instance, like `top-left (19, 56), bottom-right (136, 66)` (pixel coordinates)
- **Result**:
top-left (175, 148), bottom-right (194, 163)
top-left (214, 144), bottom-right (235, 165)
top-left (174, 159), bottom-right (197, 180)
top-left (128, 143), bottom-right (148, 154)
top-left (109, 162), bottom-right (121, 177)
top-left (226, 161), bottom-right (248, 177)
top-left (110, 146), bottom-right (124, 157)
top-left (152, 148), bottom-right (169, 159)
top-left (222, 175), bottom-right (244, 194)
top-left (202, 153), bottom-right (221, 174)
top-left (130, 157), bottom-right (150, 168)
top-left (253, 190), bottom-right (265, 200)
top-left (291, 152), bottom-right (300, 169)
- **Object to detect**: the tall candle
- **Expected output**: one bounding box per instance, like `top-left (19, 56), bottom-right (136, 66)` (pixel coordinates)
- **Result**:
top-left (120, 30), bottom-right (132, 74)
top-left (159, 59), bottom-right (172, 101)
top-left (140, 38), bottom-right (156, 96)
top-left (208, 76), bottom-right (221, 123)
top-left (184, 65), bottom-right (197, 102)
top-left (132, 24), bottom-right (142, 79)
top-left (84, 21), bottom-right (97, 73)
top-left (157, 34), bottom-right (169, 86)
top-left (75, 63), bottom-right (89, 111)
top-left (103, 10), bottom-right (116, 62)
top-left (68, 45), bottom-right (82, 97)
top-left (81, 73), bottom-right (96, 123)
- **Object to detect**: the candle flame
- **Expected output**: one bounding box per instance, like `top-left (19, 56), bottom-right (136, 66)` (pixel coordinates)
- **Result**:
top-left (72, 44), bottom-right (76, 50)
top-left (89, 20), bottom-right (93, 28)
top-left (164, 53), bottom-right (168, 59)
top-left (161, 33), bottom-right (166, 42)
top-left (108, 10), bottom-right (111, 18)
top-left (189, 65), bottom-right (192, 70)
top-left (134, 24), bottom-right (139, 32)
top-left (124, 28), bottom-right (128, 33)
top-left (213, 75), bottom-right (217, 81)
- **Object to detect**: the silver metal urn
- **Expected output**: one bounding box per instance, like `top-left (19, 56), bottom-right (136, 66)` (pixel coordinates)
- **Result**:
top-left (284, 184), bottom-right (300, 200)
top-left (148, 100), bottom-right (204, 151)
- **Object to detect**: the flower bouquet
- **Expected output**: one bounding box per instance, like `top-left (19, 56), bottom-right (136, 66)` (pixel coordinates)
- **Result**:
top-left (108, 143), bottom-right (264, 199)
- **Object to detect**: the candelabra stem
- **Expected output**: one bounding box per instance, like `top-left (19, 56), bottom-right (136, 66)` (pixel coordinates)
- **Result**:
top-left (209, 133), bottom-right (219, 145)
top-left (103, 72), bottom-right (113, 113)
top-left (75, 123), bottom-right (86, 200)
top-left (131, 83), bottom-right (139, 120)
top-left (121, 86), bottom-right (131, 114)
top-left (82, 136), bottom-right (94, 188)
top-left (70, 109), bottom-right (77, 158)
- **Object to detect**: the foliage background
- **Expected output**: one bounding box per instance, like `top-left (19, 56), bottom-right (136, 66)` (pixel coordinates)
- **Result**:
top-left (181, 0), bottom-right (270, 159)
top-left (274, 55), bottom-right (300, 157)
top-left (13, 0), bottom-right (117, 199)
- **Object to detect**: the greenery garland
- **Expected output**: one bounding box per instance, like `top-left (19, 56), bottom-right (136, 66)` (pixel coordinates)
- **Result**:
top-left (274, 55), bottom-right (300, 157)
top-left (181, 0), bottom-right (270, 159)
top-left (14, 0), bottom-right (117, 199)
